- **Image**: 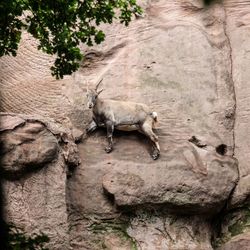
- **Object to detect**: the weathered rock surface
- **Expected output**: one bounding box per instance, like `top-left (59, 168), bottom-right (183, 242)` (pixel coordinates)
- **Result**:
top-left (128, 212), bottom-right (213, 250)
top-left (1, 0), bottom-right (250, 249)
top-left (1, 113), bottom-right (80, 249)
top-left (224, 0), bottom-right (250, 209)
top-left (1, 116), bottom-right (58, 177)
top-left (102, 143), bottom-right (238, 214)
top-left (0, 113), bottom-right (81, 170)
top-left (66, 1), bottom-right (239, 248)
top-left (70, 0), bottom-right (238, 216)
top-left (213, 1), bottom-right (250, 248)
top-left (219, 232), bottom-right (250, 250)
top-left (213, 205), bottom-right (250, 249)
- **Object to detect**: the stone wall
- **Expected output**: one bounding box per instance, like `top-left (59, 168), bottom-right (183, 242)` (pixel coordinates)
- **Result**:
top-left (1, 0), bottom-right (250, 249)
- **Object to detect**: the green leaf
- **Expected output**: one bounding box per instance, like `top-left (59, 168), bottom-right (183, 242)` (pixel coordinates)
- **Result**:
top-left (0, 0), bottom-right (142, 78)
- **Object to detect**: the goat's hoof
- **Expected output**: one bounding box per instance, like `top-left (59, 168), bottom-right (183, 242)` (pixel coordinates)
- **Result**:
top-left (152, 151), bottom-right (160, 160)
top-left (105, 147), bottom-right (113, 153)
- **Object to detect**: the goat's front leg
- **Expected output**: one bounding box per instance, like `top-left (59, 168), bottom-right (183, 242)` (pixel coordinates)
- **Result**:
top-left (105, 121), bottom-right (114, 153)
top-left (86, 120), bottom-right (97, 134)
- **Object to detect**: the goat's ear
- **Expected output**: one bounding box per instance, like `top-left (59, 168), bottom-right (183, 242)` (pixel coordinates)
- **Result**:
top-left (97, 89), bottom-right (104, 95)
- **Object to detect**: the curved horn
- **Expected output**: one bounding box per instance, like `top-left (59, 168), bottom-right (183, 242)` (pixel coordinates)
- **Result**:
top-left (95, 78), bottom-right (103, 90)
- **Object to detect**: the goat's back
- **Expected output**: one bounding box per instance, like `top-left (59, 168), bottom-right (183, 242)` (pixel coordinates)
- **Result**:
top-left (97, 99), bottom-right (152, 125)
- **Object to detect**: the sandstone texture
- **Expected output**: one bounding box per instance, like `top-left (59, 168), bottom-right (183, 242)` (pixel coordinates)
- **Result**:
top-left (224, 0), bottom-right (250, 209)
top-left (102, 146), bottom-right (238, 214)
top-left (1, 0), bottom-right (250, 249)
top-left (213, 206), bottom-right (250, 249)
top-left (0, 113), bottom-right (80, 249)
top-left (219, 232), bottom-right (250, 250)
top-left (127, 213), bottom-right (213, 250)
top-left (1, 116), bottom-right (58, 177)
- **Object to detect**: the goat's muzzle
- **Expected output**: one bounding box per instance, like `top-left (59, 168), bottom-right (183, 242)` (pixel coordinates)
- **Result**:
top-left (88, 103), bottom-right (93, 109)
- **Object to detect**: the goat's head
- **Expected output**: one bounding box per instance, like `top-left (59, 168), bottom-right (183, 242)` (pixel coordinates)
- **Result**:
top-left (86, 79), bottom-right (104, 109)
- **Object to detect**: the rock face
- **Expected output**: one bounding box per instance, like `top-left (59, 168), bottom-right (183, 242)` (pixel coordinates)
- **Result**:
top-left (219, 232), bottom-right (250, 250)
top-left (128, 213), bottom-right (213, 250)
top-left (224, 0), bottom-right (250, 209)
top-left (102, 145), bottom-right (238, 214)
top-left (67, 0), bottom-right (239, 248)
top-left (1, 116), bottom-right (58, 177)
top-left (0, 113), bottom-right (80, 249)
top-left (1, 0), bottom-right (250, 249)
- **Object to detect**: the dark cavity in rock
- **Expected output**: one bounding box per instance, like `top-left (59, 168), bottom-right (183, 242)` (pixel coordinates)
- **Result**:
top-left (216, 144), bottom-right (227, 156)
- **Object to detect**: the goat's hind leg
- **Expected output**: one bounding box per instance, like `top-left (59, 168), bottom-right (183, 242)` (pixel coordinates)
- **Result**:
top-left (141, 123), bottom-right (160, 160)
top-left (105, 121), bottom-right (114, 153)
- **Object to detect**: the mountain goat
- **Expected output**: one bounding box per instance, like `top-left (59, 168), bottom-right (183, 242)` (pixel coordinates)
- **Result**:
top-left (86, 79), bottom-right (160, 160)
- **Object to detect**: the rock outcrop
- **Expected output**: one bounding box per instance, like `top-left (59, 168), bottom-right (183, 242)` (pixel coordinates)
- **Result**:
top-left (224, 0), bottom-right (250, 209)
top-left (1, 115), bottom-right (58, 178)
top-left (0, 113), bottom-right (80, 249)
top-left (219, 232), bottom-right (250, 250)
top-left (102, 145), bottom-right (238, 215)
top-left (1, 0), bottom-right (250, 249)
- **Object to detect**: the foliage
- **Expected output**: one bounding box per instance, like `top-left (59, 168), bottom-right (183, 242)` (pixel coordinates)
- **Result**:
top-left (0, 0), bottom-right (142, 78)
top-left (6, 224), bottom-right (49, 250)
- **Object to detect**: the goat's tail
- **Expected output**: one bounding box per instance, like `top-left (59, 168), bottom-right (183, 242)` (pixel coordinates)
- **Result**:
top-left (150, 112), bottom-right (158, 128)
top-left (151, 112), bottom-right (158, 122)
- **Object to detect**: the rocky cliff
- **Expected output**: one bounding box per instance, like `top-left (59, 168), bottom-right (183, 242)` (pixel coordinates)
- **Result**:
top-left (1, 0), bottom-right (250, 249)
